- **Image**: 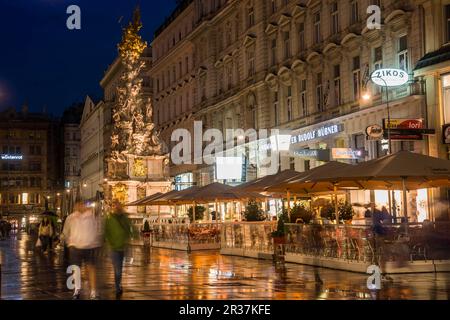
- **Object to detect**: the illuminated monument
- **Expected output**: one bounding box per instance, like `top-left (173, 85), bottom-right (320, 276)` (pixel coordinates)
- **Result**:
top-left (104, 8), bottom-right (171, 218)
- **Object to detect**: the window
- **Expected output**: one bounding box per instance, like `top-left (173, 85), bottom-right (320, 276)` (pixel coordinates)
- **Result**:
top-left (298, 23), bottom-right (305, 51)
top-left (283, 31), bottom-right (291, 59)
top-left (441, 74), bottom-right (450, 123)
top-left (271, 38), bottom-right (277, 65)
top-left (227, 64), bottom-right (233, 90)
top-left (334, 65), bottom-right (341, 107)
top-left (446, 5), bottom-right (450, 42)
top-left (350, 0), bottom-right (359, 24)
top-left (304, 159), bottom-right (310, 171)
top-left (247, 5), bottom-right (255, 28)
top-left (270, 0), bottom-right (277, 14)
top-left (373, 46), bottom-right (383, 94)
top-left (398, 35), bottom-right (408, 71)
top-left (185, 56), bottom-right (189, 74)
top-left (316, 73), bottom-right (324, 112)
top-left (290, 157), bottom-right (295, 170)
top-left (273, 92), bottom-right (279, 126)
top-left (331, 2), bottom-right (339, 35)
top-left (352, 56), bottom-right (361, 100)
top-left (300, 79), bottom-right (307, 116)
top-left (287, 86), bottom-right (293, 121)
top-left (247, 49), bottom-right (255, 77)
top-left (313, 12), bottom-right (321, 44)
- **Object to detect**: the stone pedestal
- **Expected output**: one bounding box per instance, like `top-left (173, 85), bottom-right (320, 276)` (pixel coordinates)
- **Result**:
top-left (105, 154), bottom-right (172, 220)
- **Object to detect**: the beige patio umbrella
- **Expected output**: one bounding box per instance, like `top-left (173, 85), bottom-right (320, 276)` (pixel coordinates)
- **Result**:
top-left (310, 151), bottom-right (450, 225)
top-left (125, 192), bottom-right (163, 206)
top-left (265, 162), bottom-right (353, 222)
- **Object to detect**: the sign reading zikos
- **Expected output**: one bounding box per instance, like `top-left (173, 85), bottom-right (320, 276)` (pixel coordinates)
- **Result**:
top-left (291, 124), bottom-right (343, 144)
top-left (371, 68), bottom-right (409, 87)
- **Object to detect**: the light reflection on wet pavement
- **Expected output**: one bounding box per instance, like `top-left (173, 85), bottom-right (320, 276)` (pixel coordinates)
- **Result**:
top-left (1, 233), bottom-right (449, 300)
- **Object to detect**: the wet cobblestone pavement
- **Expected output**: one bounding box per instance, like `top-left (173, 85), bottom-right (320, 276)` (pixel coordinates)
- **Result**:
top-left (1, 232), bottom-right (450, 300)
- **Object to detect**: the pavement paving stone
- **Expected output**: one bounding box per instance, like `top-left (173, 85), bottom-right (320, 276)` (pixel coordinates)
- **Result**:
top-left (1, 233), bottom-right (450, 300)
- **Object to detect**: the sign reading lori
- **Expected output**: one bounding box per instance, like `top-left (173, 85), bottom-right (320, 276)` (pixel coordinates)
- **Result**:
top-left (371, 68), bottom-right (409, 87)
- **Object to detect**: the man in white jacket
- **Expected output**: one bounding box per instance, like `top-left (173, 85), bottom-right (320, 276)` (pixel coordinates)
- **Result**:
top-left (62, 201), bottom-right (104, 300)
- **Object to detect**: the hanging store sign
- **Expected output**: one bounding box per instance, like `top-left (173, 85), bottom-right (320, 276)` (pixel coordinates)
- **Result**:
top-left (383, 119), bottom-right (424, 130)
top-left (370, 68), bottom-right (409, 87)
top-left (1, 154), bottom-right (23, 160)
top-left (290, 124), bottom-right (344, 144)
top-left (383, 119), bottom-right (435, 141)
top-left (332, 148), bottom-right (366, 160)
top-left (366, 124), bottom-right (384, 141)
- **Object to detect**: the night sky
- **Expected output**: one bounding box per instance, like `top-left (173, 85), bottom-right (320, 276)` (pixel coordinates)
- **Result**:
top-left (0, 0), bottom-right (176, 116)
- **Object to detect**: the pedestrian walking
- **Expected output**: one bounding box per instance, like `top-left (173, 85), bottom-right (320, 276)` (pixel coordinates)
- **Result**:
top-left (61, 201), bottom-right (104, 300)
top-left (105, 200), bottom-right (134, 299)
top-left (38, 217), bottom-right (54, 253)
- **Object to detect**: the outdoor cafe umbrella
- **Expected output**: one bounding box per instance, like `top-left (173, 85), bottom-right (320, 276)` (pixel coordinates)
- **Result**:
top-left (305, 151), bottom-right (450, 224)
top-left (264, 162), bottom-right (352, 221)
top-left (125, 192), bottom-right (163, 207)
top-left (234, 169), bottom-right (305, 193)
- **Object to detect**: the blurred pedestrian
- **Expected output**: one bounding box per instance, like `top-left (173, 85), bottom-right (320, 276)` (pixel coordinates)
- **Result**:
top-left (0, 219), bottom-right (5, 240)
top-left (38, 217), bottom-right (54, 253)
top-left (381, 206), bottom-right (392, 224)
top-left (62, 201), bottom-right (104, 300)
top-left (105, 200), bottom-right (134, 299)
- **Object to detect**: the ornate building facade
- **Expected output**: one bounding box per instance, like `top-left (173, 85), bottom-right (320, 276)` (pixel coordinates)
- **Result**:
top-left (151, 0), bottom-right (449, 220)
top-left (0, 106), bottom-right (64, 225)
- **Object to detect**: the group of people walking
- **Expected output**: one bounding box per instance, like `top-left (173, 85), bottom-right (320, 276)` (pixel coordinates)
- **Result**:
top-left (0, 218), bottom-right (12, 240)
top-left (35, 199), bottom-right (134, 299)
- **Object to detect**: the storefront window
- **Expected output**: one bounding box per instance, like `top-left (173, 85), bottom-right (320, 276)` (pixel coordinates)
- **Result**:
top-left (442, 73), bottom-right (450, 123)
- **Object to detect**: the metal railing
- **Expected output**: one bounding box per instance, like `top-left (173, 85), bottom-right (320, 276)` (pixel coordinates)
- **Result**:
top-left (146, 222), bottom-right (221, 246)
top-left (221, 222), bottom-right (277, 253)
top-left (285, 222), bottom-right (450, 263)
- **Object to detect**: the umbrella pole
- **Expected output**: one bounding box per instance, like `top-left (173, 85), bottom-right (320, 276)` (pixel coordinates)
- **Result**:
top-left (334, 185), bottom-right (339, 224)
top-left (402, 178), bottom-right (409, 235)
top-left (286, 190), bottom-right (291, 219)
top-left (215, 199), bottom-right (218, 226)
top-left (193, 201), bottom-right (196, 224)
top-left (158, 205), bottom-right (161, 222)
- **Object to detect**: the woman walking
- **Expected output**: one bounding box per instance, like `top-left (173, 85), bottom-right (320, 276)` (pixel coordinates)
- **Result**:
top-left (38, 217), bottom-right (54, 253)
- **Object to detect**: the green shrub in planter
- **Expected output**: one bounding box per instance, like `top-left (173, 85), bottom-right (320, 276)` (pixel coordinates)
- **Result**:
top-left (243, 200), bottom-right (266, 222)
top-left (143, 220), bottom-right (151, 232)
top-left (320, 200), bottom-right (355, 221)
top-left (188, 206), bottom-right (206, 221)
top-left (290, 204), bottom-right (314, 224)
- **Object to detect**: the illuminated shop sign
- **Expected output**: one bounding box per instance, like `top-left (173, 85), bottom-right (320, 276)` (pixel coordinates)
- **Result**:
top-left (383, 119), bottom-right (424, 130)
top-left (1, 154), bottom-right (23, 160)
top-left (291, 149), bottom-right (330, 162)
top-left (215, 157), bottom-right (243, 180)
top-left (366, 124), bottom-right (384, 141)
top-left (371, 68), bottom-right (409, 87)
top-left (332, 148), bottom-right (366, 160)
top-left (291, 124), bottom-right (344, 144)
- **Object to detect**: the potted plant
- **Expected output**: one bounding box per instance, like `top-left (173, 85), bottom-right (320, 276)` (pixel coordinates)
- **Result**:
top-left (290, 204), bottom-right (314, 224)
top-left (338, 201), bottom-right (355, 223)
top-left (188, 206), bottom-right (206, 222)
top-left (271, 209), bottom-right (288, 245)
top-left (243, 200), bottom-right (266, 221)
top-left (320, 200), bottom-right (355, 223)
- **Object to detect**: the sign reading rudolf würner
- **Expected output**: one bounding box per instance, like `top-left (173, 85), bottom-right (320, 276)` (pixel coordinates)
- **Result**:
top-left (291, 124), bottom-right (344, 144)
